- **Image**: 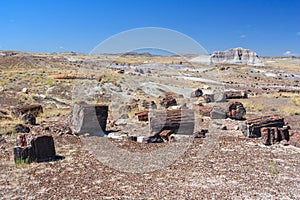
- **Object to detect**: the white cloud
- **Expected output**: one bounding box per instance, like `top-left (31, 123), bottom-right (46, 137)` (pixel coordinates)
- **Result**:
top-left (240, 34), bottom-right (246, 38)
top-left (283, 51), bottom-right (299, 56)
top-left (284, 51), bottom-right (291, 56)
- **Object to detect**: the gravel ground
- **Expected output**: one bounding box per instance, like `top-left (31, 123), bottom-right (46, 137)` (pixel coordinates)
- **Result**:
top-left (1, 124), bottom-right (300, 199)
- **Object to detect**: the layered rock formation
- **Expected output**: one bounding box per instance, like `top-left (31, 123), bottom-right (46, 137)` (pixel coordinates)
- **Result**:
top-left (210, 47), bottom-right (264, 66)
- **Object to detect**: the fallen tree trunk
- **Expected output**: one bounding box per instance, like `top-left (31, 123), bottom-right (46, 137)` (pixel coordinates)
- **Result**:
top-left (225, 91), bottom-right (248, 99)
top-left (11, 104), bottom-right (43, 117)
top-left (149, 109), bottom-right (194, 135)
top-left (241, 115), bottom-right (285, 138)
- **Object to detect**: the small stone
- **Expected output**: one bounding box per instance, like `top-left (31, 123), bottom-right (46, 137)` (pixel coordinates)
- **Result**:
top-left (22, 88), bottom-right (28, 94)
top-left (210, 107), bottom-right (227, 119)
top-left (14, 124), bottom-right (30, 133)
top-left (280, 140), bottom-right (289, 146)
top-left (39, 94), bottom-right (46, 99)
top-left (23, 113), bottom-right (36, 125)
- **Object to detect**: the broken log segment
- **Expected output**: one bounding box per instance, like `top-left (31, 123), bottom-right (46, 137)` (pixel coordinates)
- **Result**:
top-left (198, 105), bottom-right (213, 117)
top-left (227, 101), bottom-right (246, 120)
top-left (261, 126), bottom-right (290, 146)
top-left (241, 115), bottom-right (285, 138)
top-left (290, 132), bottom-right (300, 148)
top-left (49, 73), bottom-right (102, 81)
top-left (14, 135), bottom-right (57, 163)
top-left (11, 104), bottom-right (43, 117)
top-left (225, 91), bottom-right (248, 99)
top-left (149, 109), bottom-right (194, 135)
top-left (210, 107), bottom-right (227, 119)
top-left (68, 103), bottom-right (108, 135)
top-left (135, 111), bottom-right (149, 122)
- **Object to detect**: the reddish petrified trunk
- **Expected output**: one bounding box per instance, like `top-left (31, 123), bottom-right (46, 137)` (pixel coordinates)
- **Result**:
top-left (241, 115), bottom-right (285, 138)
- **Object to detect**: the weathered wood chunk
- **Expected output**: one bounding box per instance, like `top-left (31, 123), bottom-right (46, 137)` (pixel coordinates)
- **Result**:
top-left (290, 132), bottom-right (300, 148)
top-left (11, 104), bottom-right (43, 117)
top-left (135, 111), bottom-right (149, 122)
top-left (30, 135), bottom-right (56, 162)
top-left (261, 126), bottom-right (290, 145)
top-left (225, 91), bottom-right (248, 99)
top-left (68, 103), bottom-right (108, 135)
top-left (149, 109), bottom-right (194, 135)
top-left (160, 93), bottom-right (177, 108)
top-left (227, 101), bottom-right (246, 120)
top-left (23, 113), bottom-right (36, 125)
top-left (14, 135), bottom-right (56, 163)
top-left (198, 105), bottom-right (213, 117)
top-left (210, 107), bottom-right (227, 119)
top-left (242, 115), bottom-right (285, 138)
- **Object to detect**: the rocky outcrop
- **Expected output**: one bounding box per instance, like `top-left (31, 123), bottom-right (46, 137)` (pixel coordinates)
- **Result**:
top-left (68, 103), bottom-right (108, 135)
top-left (211, 47), bottom-right (264, 66)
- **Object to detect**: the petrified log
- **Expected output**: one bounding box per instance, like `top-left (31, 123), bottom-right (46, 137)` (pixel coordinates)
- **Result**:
top-left (227, 101), bottom-right (246, 120)
top-left (160, 95), bottom-right (177, 108)
top-left (135, 111), bottom-right (149, 122)
top-left (241, 115), bottom-right (285, 138)
top-left (198, 105), bottom-right (213, 117)
top-left (261, 126), bottom-right (290, 145)
top-left (49, 73), bottom-right (102, 81)
top-left (290, 132), bottom-right (300, 148)
top-left (210, 107), bottom-right (227, 119)
top-left (68, 103), bottom-right (108, 135)
top-left (11, 104), bottom-right (43, 117)
top-left (14, 135), bottom-right (56, 163)
top-left (150, 109), bottom-right (194, 135)
top-left (194, 129), bottom-right (208, 138)
top-left (203, 93), bottom-right (226, 103)
top-left (30, 135), bottom-right (56, 162)
top-left (225, 91), bottom-right (248, 99)
top-left (191, 89), bottom-right (203, 98)
top-left (22, 113), bottom-right (36, 125)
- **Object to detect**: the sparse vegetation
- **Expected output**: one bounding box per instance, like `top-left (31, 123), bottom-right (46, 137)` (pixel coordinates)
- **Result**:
top-left (15, 157), bottom-right (30, 166)
top-left (269, 161), bottom-right (280, 175)
top-left (280, 106), bottom-right (300, 116)
top-left (291, 95), bottom-right (300, 106)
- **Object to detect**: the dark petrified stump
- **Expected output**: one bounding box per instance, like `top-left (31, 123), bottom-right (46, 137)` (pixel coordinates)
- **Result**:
top-left (23, 113), bottom-right (36, 125)
top-left (227, 101), bottom-right (246, 120)
top-left (30, 135), bottom-right (56, 162)
top-left (14, 135), bottom-right (57, 163)
top-left (14, 124), bottom-right (30, 133)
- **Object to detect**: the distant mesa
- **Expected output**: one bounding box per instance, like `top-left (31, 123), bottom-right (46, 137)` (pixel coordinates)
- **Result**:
top-left (190, 47), bottom-right (264, 66)
top-left (211, 47), bottom-right (264, 66)
top-left (120, 52), bottom-right (153, 57)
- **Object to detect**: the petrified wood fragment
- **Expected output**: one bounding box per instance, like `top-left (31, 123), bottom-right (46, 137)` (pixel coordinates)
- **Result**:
top-left (149, 109), bottom-right (194, 135)
top-left (242, 115), bottom-right (284, 138)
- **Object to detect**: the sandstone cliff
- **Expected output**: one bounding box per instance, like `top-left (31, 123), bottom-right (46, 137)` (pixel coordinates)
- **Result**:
top-left (210, 47), bottom-right (264, 66)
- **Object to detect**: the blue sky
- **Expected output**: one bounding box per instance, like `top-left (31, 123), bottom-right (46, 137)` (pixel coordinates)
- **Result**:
top-left (0, 0), bottom-right (299, 56)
